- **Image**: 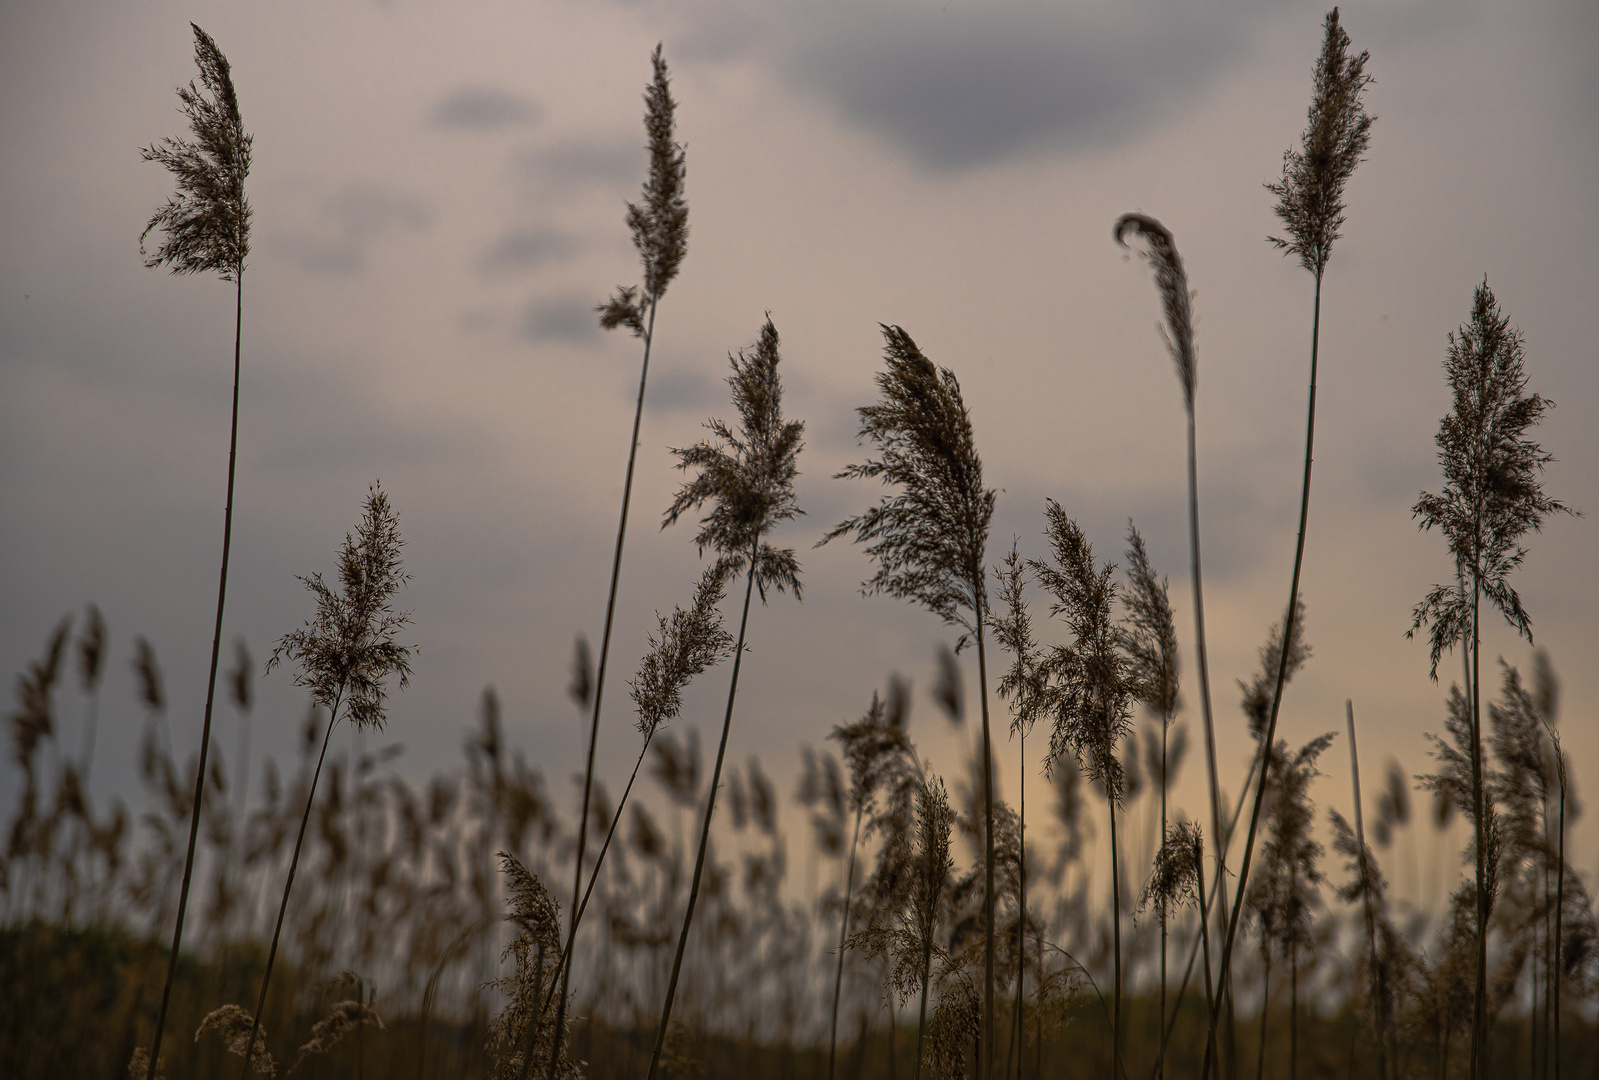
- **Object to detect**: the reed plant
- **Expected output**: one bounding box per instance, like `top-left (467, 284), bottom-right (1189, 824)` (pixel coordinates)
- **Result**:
top-left (648, 317), bottom-right (805, 1079)
top-left (1208, 11), bottom-right (1376, 1066)
top-left (137, 23), bottom-right (254, 1074)
top-left (1409, 279), bottom-right (1573, 1077)
top-left (1120, 524), bottom-right (1181, 1080)
top-left (231, 483), bottom-right (413, 1078)
top-left (822, 324), bottom-right (998, 1076)
top-left (558, 43), bottom-right (690, 1075)
top-left (1028, 501), bottom-right (1134, 1078)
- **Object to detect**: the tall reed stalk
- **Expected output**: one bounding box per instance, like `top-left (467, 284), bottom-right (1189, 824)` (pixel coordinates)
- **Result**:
top-left (136, 24), bottom-right (252, 1073)
top-left (1113, 212), bottom-right (1234, 1060)
top-left (1409, 280), bottom-right (1571, 1079)
top-left (238, 484), bottom-right (413, 1078)
top-left (1122, 523), bottom-right (1180, 1080)
top-left (647, 318), bottom-right (804, 1080)
top-left (552, 43), bottom-right (690, 1079)
top-left (1345, 701), bottom-right (1388, 1079)
top-left (1214, 11), bottom-right (1374, 1060)
top-left (823, 324), bottom-right (997, 1076)
top-left (1030, 502), bottom-right (1133, 1079)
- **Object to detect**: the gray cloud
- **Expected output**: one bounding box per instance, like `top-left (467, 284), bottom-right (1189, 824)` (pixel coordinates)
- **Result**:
top-left (480, 225), bottom-right (579, 273)
top-left (515, 137), bottom-right (639, 193)
top-left (664, 0), bottom-right (1282, 170)
top-left (521, 296), bottom-right (599, 344)
top-left (432, 87), bottom-right (541, 130)
top-left (276, 185), bottom-right (429, 275)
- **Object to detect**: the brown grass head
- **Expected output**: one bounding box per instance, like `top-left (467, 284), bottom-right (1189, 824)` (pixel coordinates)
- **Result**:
top-left (1114, 213), bottom-right (1196, 415)
top-left (140, 24), bottom-right (252, 281)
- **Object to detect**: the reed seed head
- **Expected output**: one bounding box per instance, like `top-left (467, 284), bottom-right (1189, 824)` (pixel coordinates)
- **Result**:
top-left (1265, 7), bottom-right (1374, 279)
top-left (630, 562), bottom-right (735, 735)
top-left (664, 317), bottom-right (805, 599)
top-left (140, 24), bottom-right (252, 281)
top-left (1410, 280), bottom-right (1574, 677)
top-left (267, 482), bottom-right (414, 730)
top-left (194, 1004), bottom-right (276, 1076)
top-left (822, 324), bottom-right (995, 649)
top-left (1114, 214), bottom-right (1196, 414)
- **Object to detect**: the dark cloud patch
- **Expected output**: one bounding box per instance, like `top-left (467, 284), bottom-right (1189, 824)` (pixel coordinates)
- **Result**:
top-left (664, 0), bottom-right (1282, 170)
top-left (276, 185), bottom-right (429, 275)
top-left (432, 87), bottom-right (540, 130)
top-left (480, 225), bottom-right (579, 273)
top-left (515, 137), bottom-right (639, 193)
top-left (521, 296), bottom-right (598, 344)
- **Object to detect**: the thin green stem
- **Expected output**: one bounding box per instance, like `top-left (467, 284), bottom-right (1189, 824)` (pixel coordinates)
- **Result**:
top-left (646, 552), bottom-right (758, 1080)
top-left (1211, 273), bottom-right (1324, 1063)
top-left (829, 805), bottom-right (864, 1080)
top-left (550, 295), bottom-right (660, 1080)
top-left (240, 689), bottom-right (344, 1079)
top-left (1347, 702), bottom-right (1387, 1080)
top-left (1109, 791), bottom-right (1123, 1079)
top-left (976, 609), bottom-right (995, 1080)
top-left (149, 274), bottom-right (243, 1074)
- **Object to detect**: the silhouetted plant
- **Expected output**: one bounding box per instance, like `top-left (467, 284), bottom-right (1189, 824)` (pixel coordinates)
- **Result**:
top-left (1140, 819), bottom-right (1216, 1076)
top-left (822, 324), bottom-right (999, 1074)
top-left (648, 317), bottom-right (804, 1080)
top-left (533, 564), bottom-right (733, 1045)
top-left (1213, 8), bottom-right (1376, 1063)
top-left (1409, 279), bottom-right (1573, 1077)
top-left (75, 605), bottom-right (107, 784)
top-left (827, 684), bottom-right (914, 1079)
top-left (1244, 730), bottom-right (1333, 1080)
top-left (1028, 501), bottom-right (1133, 1078)
top-left (1119, 521), bottom-right (1182, 1079)
top-left (988, 545), bottom-right (1045, 1079)
top-left (238, 483), bottom-right (413, 1078)
top-left (491, 854), bottom-right (578, 1080)
top-left (137, 22), bottom-right (255, 1072)
top-left (559, 43), bottom-right (690, 1076)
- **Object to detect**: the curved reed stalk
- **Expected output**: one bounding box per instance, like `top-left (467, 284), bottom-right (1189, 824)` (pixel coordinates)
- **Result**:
top-left (1409, 281), bottom-right (1571, 1078)
top-left (822, 324), bottom-right (997, 1074)
top-left (136, 24), bottom-right (252, 1073)
top-left (1212, 11), bottom-right (1375, 1065)
top-left (238, 485), bottom-right (413, 1078)
top-left (551, 42), bottom-right (689, 1079)
top-left (646, 318), bottom-right (804, 1080)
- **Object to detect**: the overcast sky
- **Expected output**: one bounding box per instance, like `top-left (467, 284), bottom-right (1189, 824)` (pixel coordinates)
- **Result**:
top-left (3, 0), bottom-right (1596, 916)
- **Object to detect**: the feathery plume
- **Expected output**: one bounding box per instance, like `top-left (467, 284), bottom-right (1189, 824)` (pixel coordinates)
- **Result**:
top-left (140, 24), bottom-right (251, 279)
top-left (1265, 7), bottom-right (1375, 279)
top-left (822, 323), bottom-right (999, 1070)
top-left (194, 1005), bottom-right (276, 1076)
top-left (648, 316), bottom-right (804, 1080)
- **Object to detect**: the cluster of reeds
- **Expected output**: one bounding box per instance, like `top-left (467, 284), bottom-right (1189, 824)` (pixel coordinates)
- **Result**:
top-left (5, 8), bottom-right (1597, 1080)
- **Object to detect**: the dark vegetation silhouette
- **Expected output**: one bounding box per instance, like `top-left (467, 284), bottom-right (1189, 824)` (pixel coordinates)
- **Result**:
top-left (6, 11), bottom-right (1598, 1080)
top-left (136, 23), bottom-right (253, 1074)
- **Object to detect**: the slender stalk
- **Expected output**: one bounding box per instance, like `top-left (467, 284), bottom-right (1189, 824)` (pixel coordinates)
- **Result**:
top-left (1469, 579), bottom-right (1485, 1080)
top-left (1211, 273), bottom-right (1323, 1060)
top-left (977, 611), bottom-right (996, 1080)
top-left (1198, 845), bottom-right (1218, 1080)
top-left (1152, 748), bottom-right (1262, 1080)
top-left (913, 934), bottom-right (933, 1080)
top-left (829, 805), bottom-right (864, 1080)
top-left (1158, 720), bottom-right (1168, 1080)
top-left (1290, 949), bottom-right (1299, 1080)
top-left (240, 690), bottom-right (344, 1079)
top-left (149, 274), bottom-right (243, 1073)
top-left (1109, 790), bottom-right (1123, 1079)
top-left (1255, 952), bottom-right (1271, 1080)
top-left (646, 553), bottom-right (758, 1080)
top-left (1347, 701), bottom-right (1386, 1080)
top-left (1012, 725), bottom-right (1027, 1080)
top-left (550, 293), bottom-right (659, 1080)
top-left (1552, 749), bottom-right (1565, 1080)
